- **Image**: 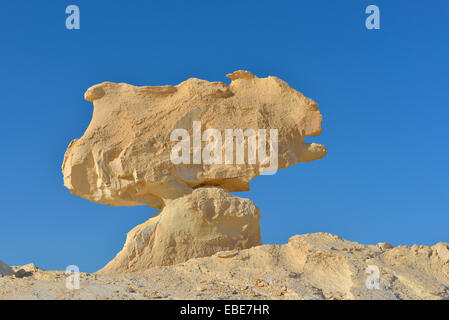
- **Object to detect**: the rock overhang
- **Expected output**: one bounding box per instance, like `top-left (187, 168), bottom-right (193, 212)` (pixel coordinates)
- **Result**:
top-left (62, 70), bottom-right (326, 209)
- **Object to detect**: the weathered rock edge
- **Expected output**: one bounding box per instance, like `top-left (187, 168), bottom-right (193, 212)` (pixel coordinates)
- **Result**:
top-left (62, 71), bottom-right (327, 273)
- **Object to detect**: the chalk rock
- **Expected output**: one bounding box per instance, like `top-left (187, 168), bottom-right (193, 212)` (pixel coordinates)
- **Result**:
top-left (1, 234), bottom-right (449, 299)
top-left (98, 187), bottom-right (261, 273)
top-left (0, 260), bottom-right (13, 276)
top-left (377, 242), bottom-right (394, 250)
top-left (62, 71), bottom-right (326, 208)
top-left (62, 71), bottom-right (326, 273)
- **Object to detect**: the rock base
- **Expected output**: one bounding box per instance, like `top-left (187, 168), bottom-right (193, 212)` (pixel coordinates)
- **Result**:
top-left (98, 187), bottom-right (261, 274)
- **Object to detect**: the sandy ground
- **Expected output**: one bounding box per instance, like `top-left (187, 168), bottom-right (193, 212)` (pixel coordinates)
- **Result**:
top-left (1, 233), bottom-right (448, 300)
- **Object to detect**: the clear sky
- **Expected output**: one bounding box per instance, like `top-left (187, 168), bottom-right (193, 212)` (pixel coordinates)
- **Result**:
top-left (0, 1), bottom-right (448, 273)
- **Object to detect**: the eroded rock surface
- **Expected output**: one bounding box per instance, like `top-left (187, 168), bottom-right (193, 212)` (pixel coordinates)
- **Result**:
top-left (62, 70), bottom-right (326, 208)
top-left (1, 234), bottom-right (448, 300)
top-left (98, 187), bottom-right (261, 274)
top-left (62, 71), bottom-right (326, 272)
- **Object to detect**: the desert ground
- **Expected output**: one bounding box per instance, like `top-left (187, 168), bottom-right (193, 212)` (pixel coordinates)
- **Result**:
top-left (1, 233), bottom-right (448, 300)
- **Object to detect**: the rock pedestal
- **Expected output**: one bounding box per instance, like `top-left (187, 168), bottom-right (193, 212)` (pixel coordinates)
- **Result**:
top-left (98, 187), bottom-right (261, 273)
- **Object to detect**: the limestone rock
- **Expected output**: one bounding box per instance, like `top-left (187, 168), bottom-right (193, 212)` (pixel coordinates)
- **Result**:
top-left (14, 269), bottom-right (31, 278)
top-left (377, 242), bottom-right (394, 250)
top-left (62, 70), bottom-right (326, 208)
top-left (11, 263), bottom-right (40, 273)
top-left (11, 263), bottom-right (40, 278)
top-left (1, 233), bottom-right (448, 300)
top-left (62, 71), bottom-right (326, 273)
top-left (98, 187), bottom-right (261, 274)
top-left (0, 260), bottom-right (13, 276)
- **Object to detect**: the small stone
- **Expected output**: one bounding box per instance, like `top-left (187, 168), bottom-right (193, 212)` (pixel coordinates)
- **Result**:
top-left (215, 250), bottom-right (239, 259)
top-left (288, 272), bottom-right (300, 279)
top-left (126, 286), bottom-right (136, 293)
top-left (14, 269), bottom-right (32, 278)
top-left (378, 242), bottom-right (394, 250)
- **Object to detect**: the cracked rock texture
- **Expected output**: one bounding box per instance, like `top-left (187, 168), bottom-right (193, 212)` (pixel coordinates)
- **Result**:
top-left (61, 71), bottom-right (326, 272)
top-left (62, 70), bottom-right (326, 208)
top-left (1, 233), bottom-right (448, 300)
top-left (98, 187), bottom-right (261, 273)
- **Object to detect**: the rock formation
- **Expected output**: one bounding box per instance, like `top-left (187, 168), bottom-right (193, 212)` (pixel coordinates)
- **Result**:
top-left (0, 260), bottom-right (13, 276)
top-left (99, 187), bottom-right (261, 273)
top-left (1, 234), bottom-right (448, 300)
top-left (62, 71), bottom-right (326, 273)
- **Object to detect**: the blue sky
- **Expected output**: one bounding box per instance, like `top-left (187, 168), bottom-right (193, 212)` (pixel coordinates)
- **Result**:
top-left (0, 1), bottom-right (448, 272)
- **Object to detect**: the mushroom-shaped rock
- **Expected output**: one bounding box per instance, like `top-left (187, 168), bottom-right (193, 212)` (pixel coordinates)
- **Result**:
top-left (62, 71), bottom-right (326, 273)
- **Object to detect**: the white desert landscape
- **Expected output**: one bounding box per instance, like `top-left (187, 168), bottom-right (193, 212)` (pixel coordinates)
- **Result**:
top-left (2, 71), bottom-right (447, 300)
top-left (1, 233), bottom-right (448, 300)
